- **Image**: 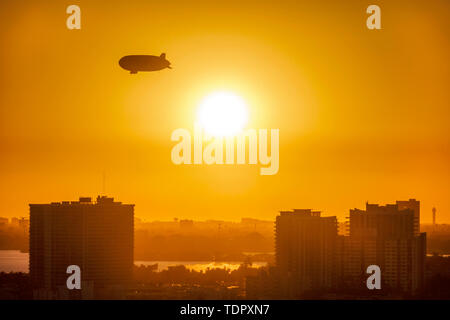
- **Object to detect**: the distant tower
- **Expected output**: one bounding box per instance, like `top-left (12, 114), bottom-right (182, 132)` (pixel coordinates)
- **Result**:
top-left (432, 207), bottom-right (436, 226)
top-left (102, 171), bottom-right (106, 196)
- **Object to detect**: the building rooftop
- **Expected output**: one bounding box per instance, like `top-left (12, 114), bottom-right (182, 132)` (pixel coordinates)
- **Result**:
top-left (29, 196), bottom-right (134, 207)
top-left (280, 209), bottom-right (321, 217)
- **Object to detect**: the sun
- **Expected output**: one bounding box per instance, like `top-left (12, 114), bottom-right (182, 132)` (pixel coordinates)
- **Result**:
top-left (197, 91), bottom-right (248, 137)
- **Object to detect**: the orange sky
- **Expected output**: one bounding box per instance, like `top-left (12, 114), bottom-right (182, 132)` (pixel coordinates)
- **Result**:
top-left (0, 0), bottom-right (449, 222)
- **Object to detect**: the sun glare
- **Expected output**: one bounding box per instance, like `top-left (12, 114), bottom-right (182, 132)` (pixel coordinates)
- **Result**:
top-left (197, 91), bottom-right (248, 137)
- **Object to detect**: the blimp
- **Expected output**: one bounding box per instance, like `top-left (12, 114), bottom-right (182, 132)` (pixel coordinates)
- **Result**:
top-left (119, 53), bottom-right (171, 74)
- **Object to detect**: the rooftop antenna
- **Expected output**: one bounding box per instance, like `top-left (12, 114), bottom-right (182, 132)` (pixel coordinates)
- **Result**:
top-left (432, 207), bottom-right (436, 226)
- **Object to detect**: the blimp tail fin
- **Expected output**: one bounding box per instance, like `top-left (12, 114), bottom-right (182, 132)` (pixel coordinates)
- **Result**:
top-left (160, 53), bottom-right (166, 59)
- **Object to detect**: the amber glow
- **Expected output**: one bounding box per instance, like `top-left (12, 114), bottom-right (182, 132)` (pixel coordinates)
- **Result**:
top-left (197, 91), bottom-right (248, 137)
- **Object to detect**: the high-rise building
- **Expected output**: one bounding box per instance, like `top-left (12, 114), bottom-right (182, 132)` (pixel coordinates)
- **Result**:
top-left (350, 203), bottom-right (415, 238)
top-left (247, 201), bottom-right (427, 299)
top-left (396, 199), bottom-right (420, 235)
top-left (275, 209), bottom-right (338, 297)
top-left (341, 202), bottom-right (426, 294)
top-left (29, 196), bottom-right (134, 299)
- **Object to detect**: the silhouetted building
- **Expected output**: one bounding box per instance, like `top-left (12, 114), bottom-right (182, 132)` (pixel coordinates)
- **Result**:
top-left (275, 209), bottom-right (338, 297)
top-left (29, 196), bottom-right (134, 299)
top-left (350, 203), bottom-right (415, 238)
top-left (179, 219), bottom-right (194, 228)
top-left (340, 202), bottom-right (426, 294)
top-left (248, 201), bottom-right (427, 299)
top-left (14, 217), bottom-right (30, 233)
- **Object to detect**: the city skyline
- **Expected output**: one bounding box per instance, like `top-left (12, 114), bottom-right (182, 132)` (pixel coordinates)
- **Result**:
top-left (1, 196), bottom-right (448, 224)
top-left (1, 195), bottom-right (450, 300)
top-left (246, 200), bottom-right (428, 299)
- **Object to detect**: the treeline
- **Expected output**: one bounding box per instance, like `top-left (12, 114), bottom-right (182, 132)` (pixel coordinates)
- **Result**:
top-left (133, 263), bottom-right (259, 286)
